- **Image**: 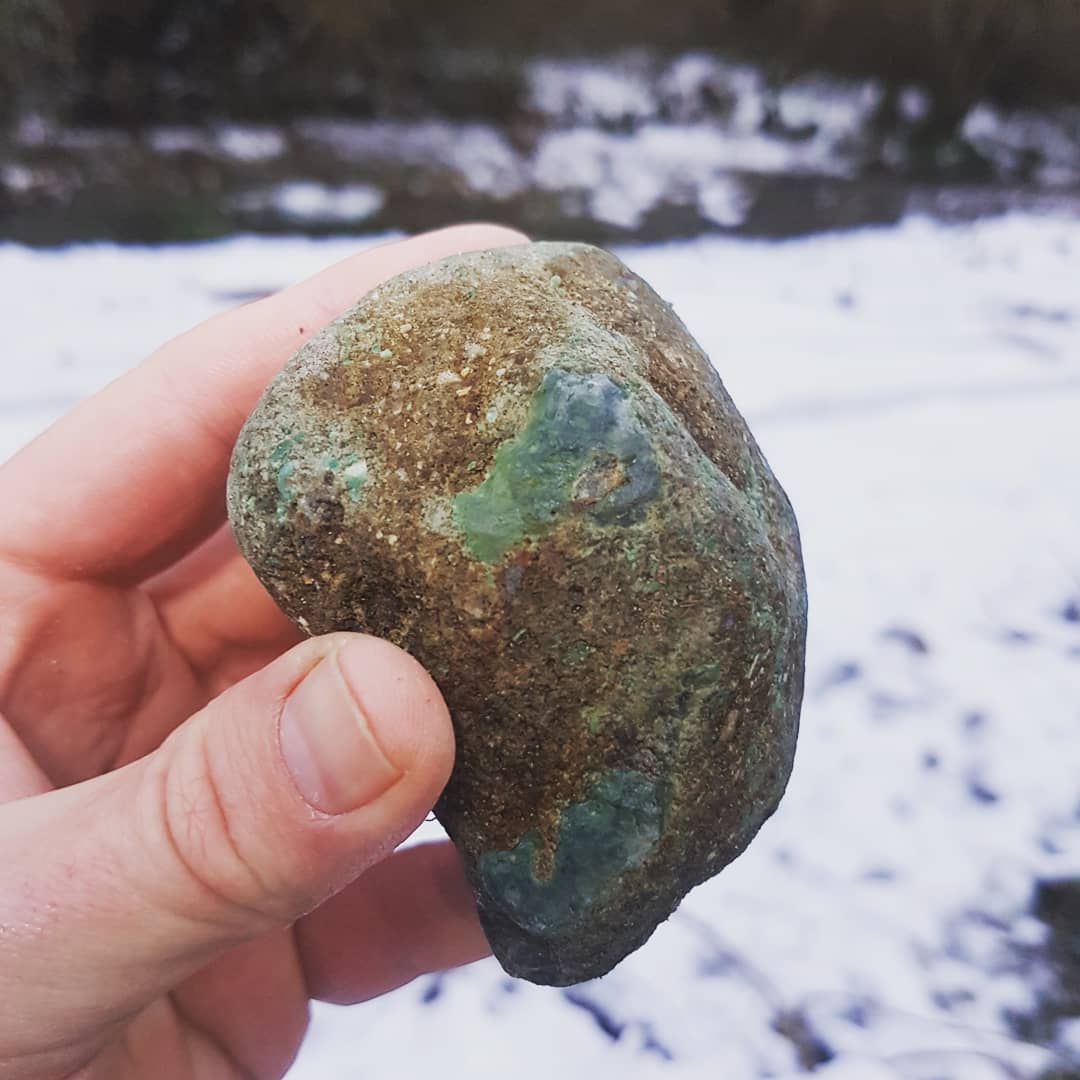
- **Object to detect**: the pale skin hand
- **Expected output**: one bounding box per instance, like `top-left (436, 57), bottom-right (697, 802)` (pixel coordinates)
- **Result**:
top-left (0, 224), bottom-right (526, 1080)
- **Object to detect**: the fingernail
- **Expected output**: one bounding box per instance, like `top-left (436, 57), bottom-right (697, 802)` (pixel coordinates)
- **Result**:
top-left (280, 644), bottom-right (403, 815)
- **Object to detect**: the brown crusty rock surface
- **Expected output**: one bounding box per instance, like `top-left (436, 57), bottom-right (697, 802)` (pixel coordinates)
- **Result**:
top-left (227, 241), bottom-right (807, 985)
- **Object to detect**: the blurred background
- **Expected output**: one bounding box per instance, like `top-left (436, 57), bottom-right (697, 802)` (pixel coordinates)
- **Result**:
top-left (2, 0), bottom-right (1080, 242)
top-left (1, 2), bottom-right (1079, 1078)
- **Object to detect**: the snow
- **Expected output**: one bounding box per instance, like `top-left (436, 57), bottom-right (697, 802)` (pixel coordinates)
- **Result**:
top-left (0, 164), bottom-right (35, 194)
top-left (963, 105), bottom-right (1080, 188)
top-left (1, 212), bottom-right (1078, 1078)
top-left (530, 124), bottom-right (849, 229)
top-left (698, 177), bottom-right (752, 228)
top-left (233, 181), bottom-right (386, 224)
top-left (774, 77), bottom-right (883, 145)
top-left (295, 120), bottom-right (524, 199)
top-left (149, 127), bottom-right (214, 155)
top-left (265, 59), bottom-right (1080, 234)
top-left (215, 124), bottom-right (288, 162)
top-left (527, 58), bottom-right (660, 127)
top-left (1059, 1019), bottom-right (1080, 1058)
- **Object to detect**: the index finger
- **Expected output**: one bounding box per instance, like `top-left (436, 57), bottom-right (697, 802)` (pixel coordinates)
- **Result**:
top-left (0, 225), bottom-right (527, 583)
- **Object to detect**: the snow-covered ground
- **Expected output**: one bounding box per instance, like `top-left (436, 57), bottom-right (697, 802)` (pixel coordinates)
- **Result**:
top-left (1, 213), bottom-right (1078, 1078)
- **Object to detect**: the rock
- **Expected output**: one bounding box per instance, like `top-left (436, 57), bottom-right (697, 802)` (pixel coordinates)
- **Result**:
top-left (227, 241), bottom-right (807, 985)
top-left (1015, 878), bottom-right (1080, 1054)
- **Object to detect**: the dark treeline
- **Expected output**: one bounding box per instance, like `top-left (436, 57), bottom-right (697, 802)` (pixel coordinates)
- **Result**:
top-left (3, 0), bottom-right (1080, 128)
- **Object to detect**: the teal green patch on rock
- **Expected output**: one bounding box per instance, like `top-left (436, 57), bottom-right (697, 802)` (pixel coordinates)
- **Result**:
top-left (582, 705), bottom-right (605, 734)
top-left (275, 460), bottom-right (296, 499)
top-left (270, 433), bottom-right (306, 506)
top-left (269, 432), bottom-right (306, 467)
top-left (478, 770), bottom-right (665, 936)
top-left (269, 435), bottom-right (307, 519)
top-left (452, 369), bottom-right (660, 563)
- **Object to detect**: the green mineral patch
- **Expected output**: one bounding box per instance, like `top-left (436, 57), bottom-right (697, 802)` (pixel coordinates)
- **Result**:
top-left (582, 706), bottom-right (605, 735)
top-left (452, 368), bottom-right (660, 563)
top-left (276, 460), bottom-right (296, 498)
top-left (270, 433), bottom-right (307, 511)
top-left (269, 432), bottom-right (306, 467)
top-left (478, 769), bottom-right (665, 936)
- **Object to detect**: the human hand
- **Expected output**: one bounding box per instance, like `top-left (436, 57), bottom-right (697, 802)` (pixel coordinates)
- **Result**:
top-left (0, 224), bottom-right (525, 1080)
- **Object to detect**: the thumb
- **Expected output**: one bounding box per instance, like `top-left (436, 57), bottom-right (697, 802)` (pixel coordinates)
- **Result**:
top-left (0, 632), bottom-right (454, 1065)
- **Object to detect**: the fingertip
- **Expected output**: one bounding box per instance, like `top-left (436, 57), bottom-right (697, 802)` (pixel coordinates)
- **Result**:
top-left (334, 635), bottom-right (455, 801)
top-left (418, 222), bottom-right (530, 251)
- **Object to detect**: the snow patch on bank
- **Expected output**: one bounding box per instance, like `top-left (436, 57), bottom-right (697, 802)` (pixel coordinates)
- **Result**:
top-left (233, 181), bottom-right (385, 224)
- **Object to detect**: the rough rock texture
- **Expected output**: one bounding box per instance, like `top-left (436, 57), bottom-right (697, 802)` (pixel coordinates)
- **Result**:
top-left (227, 242), bottom-right (807, 985)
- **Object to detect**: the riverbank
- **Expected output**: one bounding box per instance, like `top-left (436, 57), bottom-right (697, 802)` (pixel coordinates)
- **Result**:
top-left (3, 55), bottom-right (1079, 245)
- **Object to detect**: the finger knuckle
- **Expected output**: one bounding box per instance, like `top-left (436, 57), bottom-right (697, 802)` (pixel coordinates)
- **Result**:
top-left (144, 730), bottom-right (296, 934)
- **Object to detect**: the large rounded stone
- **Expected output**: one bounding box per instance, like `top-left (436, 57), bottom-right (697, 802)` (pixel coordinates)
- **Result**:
top-left (227, 242), bottom-right (807, 986)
